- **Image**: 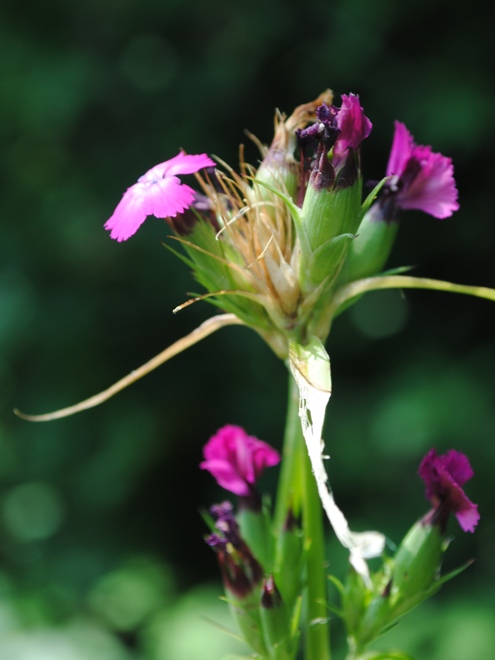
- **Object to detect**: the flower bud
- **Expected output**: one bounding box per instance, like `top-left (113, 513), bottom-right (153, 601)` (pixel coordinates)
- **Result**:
top-left (342, 448), bottom-right (479, 655)
top-left (260, 575), bottom-right (289, 648)
top-left (201, 425), bottom-right (280, 567)
top-left (296, 95), bottom-right (371, 292)
top-left (340, 202), bottom-right (399, 284)
top-left (255, 90), bottom-right (334, 205)
top-left (206, 502), bottom-right (268, 656)
top-left (340, 120), bottom-right (459, 287)
top-left (389, 517), bottom-right (443, 614)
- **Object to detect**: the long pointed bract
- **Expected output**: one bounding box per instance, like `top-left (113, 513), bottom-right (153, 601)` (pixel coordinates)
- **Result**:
top-left (15, 314), bottom-right (244, 421)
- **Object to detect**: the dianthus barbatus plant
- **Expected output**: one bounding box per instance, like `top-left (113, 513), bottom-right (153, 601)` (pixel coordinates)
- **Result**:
top-left (17, 90), bottom-right (492, 659)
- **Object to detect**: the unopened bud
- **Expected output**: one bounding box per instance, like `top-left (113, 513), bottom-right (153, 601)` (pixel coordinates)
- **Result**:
top-left (341, 202), bottom-right (399, 284)
top-left (260, 575), bottom-right (298, 659)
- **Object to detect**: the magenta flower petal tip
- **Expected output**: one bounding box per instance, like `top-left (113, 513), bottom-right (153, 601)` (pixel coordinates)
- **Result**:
top-left (200, 424), bottom-right (281, 496)
top-left (335, 93), bottom-right (372, 156)
top-left (419, 448), bottom-right (479, 533)
top-left (386, 122), bottom-right (459, 219)
top-left (104, 152), bottom-right (215, 242)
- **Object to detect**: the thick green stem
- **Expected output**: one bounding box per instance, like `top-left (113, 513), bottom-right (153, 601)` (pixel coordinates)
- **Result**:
top-left (302, 416), bottom-right (331, 660)
top-left (274, 375), bottom-right (306, 531)
top-left (275, 374), bottom-right (331, 660)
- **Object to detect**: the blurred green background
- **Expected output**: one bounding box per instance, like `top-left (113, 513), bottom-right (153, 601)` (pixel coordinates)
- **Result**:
top-left (2, 0), bottom-right (495, 657)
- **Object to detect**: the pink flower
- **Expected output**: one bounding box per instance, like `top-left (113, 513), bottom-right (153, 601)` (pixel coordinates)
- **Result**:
top-left (386, 122), bottom-right (459, 219)
top-left (200, 425), bottom-right (281, 497)
top-left (104, 152), bottom-right (215, 242)
top-left (419, 448), bottom-right (479, 533)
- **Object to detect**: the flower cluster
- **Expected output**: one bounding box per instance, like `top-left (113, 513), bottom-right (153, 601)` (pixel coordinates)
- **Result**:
top-left (97, 91), bottom-right (470, 602)
top-left (103, 92), bottom-right (459, 358)
top-left (23, 88), bottom-right (487, 660)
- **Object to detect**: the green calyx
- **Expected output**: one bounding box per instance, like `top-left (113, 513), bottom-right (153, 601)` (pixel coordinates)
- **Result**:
top-left (298, 178), bottom-right (363, 291)
top-left (340, 209), bottom-right (399, 285)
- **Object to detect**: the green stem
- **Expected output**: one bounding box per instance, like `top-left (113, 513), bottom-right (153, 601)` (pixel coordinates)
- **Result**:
top-left (302, 416), bottom-right (331, 660)
top-left (274, 375), bottom-right (306, 531)
top-left (275, 373), bottom-right (331, 660)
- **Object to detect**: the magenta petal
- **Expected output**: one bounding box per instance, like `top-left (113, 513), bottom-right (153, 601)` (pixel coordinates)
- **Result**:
top-left (419, 448), bottom-right (479, 533)
top-left (199, 458), bottom-right (252, 496)
top-left (419, 448), bottom-right (440, 500)
top-left (397, 147), bottom-right (459, 218)
top-left (104, 184), bottom-right (149, 242)
top-left (200, 425), bottom-right (280, 496)
top-left (158, 152), bottom-right (216, 177)
top-left (334, 94), bottom-right (372, 162)
top-left (440, 450), bottom-right (474, 487)
top-left (385, 122), bottom-right (459, 219)
top-left (386, 121), bottom-right (414, 177)
top-left (252, 443), bottom-right (282, 476)
top-left (456, 503), bottom-right (480, 533)
top-left (142, 178), bottom-right (196, 218)
top-left (105, 152), bottom-right (215, 241)
top-left (435, 462), bottom-right (479, 533)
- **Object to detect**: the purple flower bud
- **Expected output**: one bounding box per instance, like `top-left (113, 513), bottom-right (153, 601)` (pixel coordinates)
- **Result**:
top-left (207, 501), bottom-right (242, 544)
top-left (206, 501), bottom-right (264, 599)
top-left (419, 448), bottom-right (479, 533)
top-left (333, 94), bottom-right (372, 167)
top-left (200, 425), bottom-right (281, 497)
top-left (261, 574), bottom-right (283, 610)
top-left (297, 93), bottom-right (371, 191)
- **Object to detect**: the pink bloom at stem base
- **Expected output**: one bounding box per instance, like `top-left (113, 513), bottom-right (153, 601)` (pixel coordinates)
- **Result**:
top-left (386, 122), bottom-right (459, 219)
top-left (419, 448), bottom-right (479, 533)
top-left (200, 425), bottom-right (281, 497)
top-left (104, 152), bottom-right (215, 242)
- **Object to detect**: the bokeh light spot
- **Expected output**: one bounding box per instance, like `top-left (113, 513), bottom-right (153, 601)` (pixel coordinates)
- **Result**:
top-left (2, 482), bottom-right (64, 542)
top-left (349, 289), bottom-right (409, 338)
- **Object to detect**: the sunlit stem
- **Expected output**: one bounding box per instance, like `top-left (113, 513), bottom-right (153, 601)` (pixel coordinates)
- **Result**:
top-left (301, 412), bottom-right (331, 660)
top-left (274, 375), bottom-right (306, 529)
top-left (275, 374), bottom-right (331, 660)
top-left (331, 275), bottom-right (495, 315)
